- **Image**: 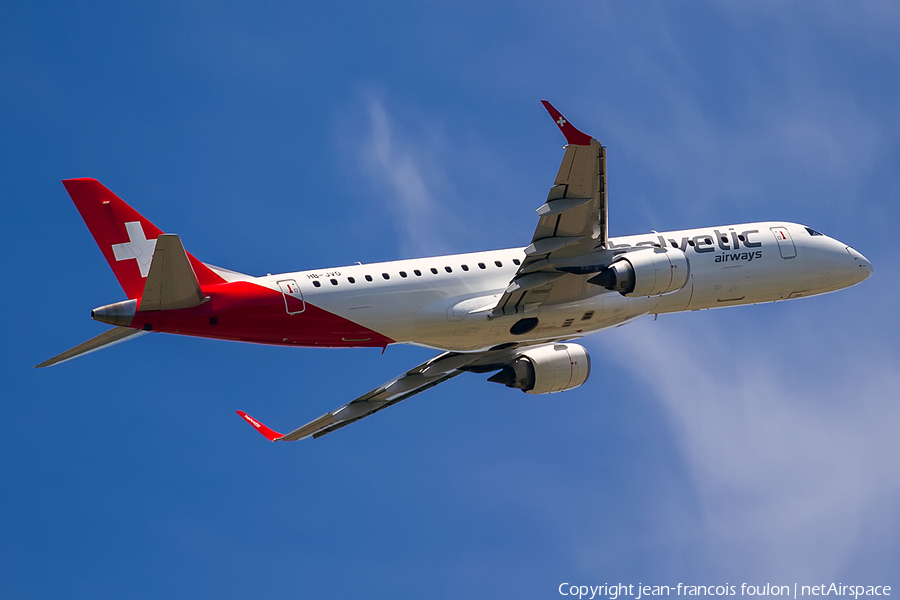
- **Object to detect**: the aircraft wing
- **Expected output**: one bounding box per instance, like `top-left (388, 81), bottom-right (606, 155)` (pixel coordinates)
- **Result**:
top-left (492, 100), bottom-right (612, 317)
top-left (237, 348), bottom-right (522, 441)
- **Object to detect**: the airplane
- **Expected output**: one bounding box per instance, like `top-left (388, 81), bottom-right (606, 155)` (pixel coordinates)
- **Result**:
top-left (38, 101), bottom-right (873, 441)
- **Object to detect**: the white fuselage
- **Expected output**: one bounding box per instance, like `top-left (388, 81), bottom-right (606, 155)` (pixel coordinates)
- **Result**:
top-left (249, 221), bottom-right (871, 352)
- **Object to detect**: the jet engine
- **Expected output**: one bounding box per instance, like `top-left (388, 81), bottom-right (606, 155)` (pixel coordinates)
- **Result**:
top-left (589, 247), bottom-right (689, 297)
top-left (487, 343), bottom-right (591, 394)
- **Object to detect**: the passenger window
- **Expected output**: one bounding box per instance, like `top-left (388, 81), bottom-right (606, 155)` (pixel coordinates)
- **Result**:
top-left (382, 273), bottom-right (390, 280)
top-left (330, 279), bottom-right (338, 286)
top-left (461, 264), bottom-right (469, 271)
top-left (431, 268), bottom-right (438, 274)
top-left (365, 275), bottom-right (373, 282)
top-left (513, 259), bottom-right (520, 265)
top-left (414, 269), bottom-right (422, 276)
top-left (312, 280), bottom-right (321, 288)
top-left (494, 260), bottom-right (502, 267)
top-left (348, 277), bottom-right (356, 284)
top-left (445, 266), bottom-right (452, 273)
top-left (400, 271), bottom-right (407, 278)
top-left (478, 262), bottom-right (486, 269)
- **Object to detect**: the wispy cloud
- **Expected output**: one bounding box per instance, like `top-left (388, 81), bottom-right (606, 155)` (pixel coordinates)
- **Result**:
top-left (596, 309), bottom-right (900, 579)
top-left (355, 94), bottom-right (464, 257)
top-left (578, 15), bottom-right (900, 577)
top-left (580, 5), bottom-right (891, 232)
top-left (713, 1), bottom-right (900, 61)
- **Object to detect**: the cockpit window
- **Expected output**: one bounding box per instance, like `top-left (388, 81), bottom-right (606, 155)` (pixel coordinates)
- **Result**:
top-left (805, 227), bottom-right (824, 236)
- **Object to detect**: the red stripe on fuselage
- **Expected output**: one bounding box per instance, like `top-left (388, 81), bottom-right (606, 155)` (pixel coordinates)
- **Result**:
top-left (130, 281), bottom-right (394, 348)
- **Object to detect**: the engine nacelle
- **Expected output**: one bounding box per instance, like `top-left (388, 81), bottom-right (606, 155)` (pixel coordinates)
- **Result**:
top-left (487, 343), bottom-right (591, 394)
top-left (589, 247), bottom-right (689, 297)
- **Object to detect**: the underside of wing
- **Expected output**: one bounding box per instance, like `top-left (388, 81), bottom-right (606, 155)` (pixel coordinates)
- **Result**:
top-left (281, 369), bottom-right (464, 440)
top-left (236, 348), bottom-right (527, 441)
top-left (493, 101), bottom-right (612, 317)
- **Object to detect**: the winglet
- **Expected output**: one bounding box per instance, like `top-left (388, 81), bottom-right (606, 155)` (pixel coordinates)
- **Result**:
top-left (236, 411), bottom-right (284, 441)
top-left (541, 100), bottom-right (593, 146)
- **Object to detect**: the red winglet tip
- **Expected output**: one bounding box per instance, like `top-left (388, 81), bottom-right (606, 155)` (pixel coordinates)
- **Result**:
top-left (236, 410), bottom-right (284, 441)
top-left (541, 100), bottom-right (593, 146)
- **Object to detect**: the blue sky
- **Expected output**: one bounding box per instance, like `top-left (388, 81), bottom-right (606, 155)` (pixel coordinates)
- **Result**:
top-left (2, 1), bottom-right (899, 598)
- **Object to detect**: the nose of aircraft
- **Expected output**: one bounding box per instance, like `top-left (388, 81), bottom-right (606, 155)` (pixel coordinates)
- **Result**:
top-left (843, 245), bottom-right (873, 286)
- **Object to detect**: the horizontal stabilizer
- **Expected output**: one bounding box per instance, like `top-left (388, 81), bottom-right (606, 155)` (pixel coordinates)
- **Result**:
top-left (139, 234), bottom-right (206, 311)
top-left (35, 326), bottom-right (146, 368)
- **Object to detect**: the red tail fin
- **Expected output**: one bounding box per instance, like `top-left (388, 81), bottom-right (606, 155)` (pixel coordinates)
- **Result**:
top-left (62, 178), bottom-right (225, 299)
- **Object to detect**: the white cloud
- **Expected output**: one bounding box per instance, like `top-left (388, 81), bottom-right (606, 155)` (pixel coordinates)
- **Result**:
top-left (597, 309), bottom-right (900, 579)
top-left (572, 10), bottom-right (900, 575)
top-left (356, 95), bottom-right (463, 257)
top-left (713, 1), bottom-right (900, 61)
top-left (581, 5), bottom-right (891, 231)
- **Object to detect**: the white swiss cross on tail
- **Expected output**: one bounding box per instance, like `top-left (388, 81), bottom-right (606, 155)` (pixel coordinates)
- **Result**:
top-left (111, 221), bottom-right (157, 277)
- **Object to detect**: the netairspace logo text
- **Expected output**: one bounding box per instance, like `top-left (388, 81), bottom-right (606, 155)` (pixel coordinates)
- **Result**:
top-left (558, 584), bottom-right (892, 600)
